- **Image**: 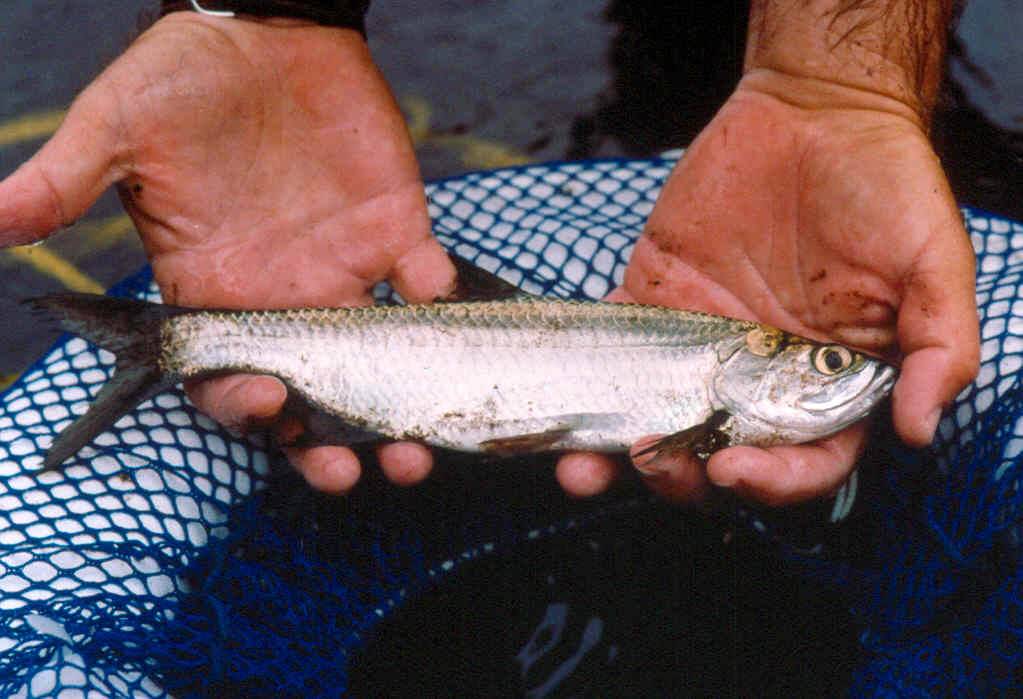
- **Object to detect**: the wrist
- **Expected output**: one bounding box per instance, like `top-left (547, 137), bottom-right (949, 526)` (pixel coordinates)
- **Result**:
top-left (745, 0), bottom-right (954, 122)
top-left (160, 0), bottom-right (370, 34)
top-left (737, 68), bottom-right (929, 133)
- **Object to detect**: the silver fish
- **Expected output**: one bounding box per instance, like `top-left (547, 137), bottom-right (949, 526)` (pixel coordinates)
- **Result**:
top-left (29, 267), bottom-right (896, 472)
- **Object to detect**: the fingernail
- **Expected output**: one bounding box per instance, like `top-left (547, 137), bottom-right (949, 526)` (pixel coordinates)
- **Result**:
top-left (707, 458), bottom-right (738, 488)
top-left (708, 469), bottom-right (737, 488)
top-left (710, 474), bottom-right (736, 488)
top-left (1, 230), bottom-right (42, 247)
top-left (922, 408), bottom-right (942, 442)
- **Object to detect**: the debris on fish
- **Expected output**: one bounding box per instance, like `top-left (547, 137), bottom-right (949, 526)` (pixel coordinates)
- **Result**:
top-left (27, 261), bottom-right (896, 471)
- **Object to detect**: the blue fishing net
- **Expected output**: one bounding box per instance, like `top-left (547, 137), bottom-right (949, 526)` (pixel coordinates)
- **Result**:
top-left (0, 156), bottom-right (1019, 696)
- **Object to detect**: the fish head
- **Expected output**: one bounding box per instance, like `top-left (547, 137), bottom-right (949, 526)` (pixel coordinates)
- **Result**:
top-left (713, 327), bottom-right (897, 444)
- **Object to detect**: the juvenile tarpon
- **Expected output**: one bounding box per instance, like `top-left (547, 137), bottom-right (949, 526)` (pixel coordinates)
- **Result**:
top-left (28, 263), bottom-right (896, 471)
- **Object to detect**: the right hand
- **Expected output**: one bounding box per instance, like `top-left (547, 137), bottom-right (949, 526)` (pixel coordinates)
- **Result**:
top-left (0, 12), bottom-right (456, 493)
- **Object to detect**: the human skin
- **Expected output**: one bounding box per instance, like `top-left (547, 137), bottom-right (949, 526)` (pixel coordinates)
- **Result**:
top-left (0, 16), bottom-right (453, 493)
top-left (557, 0), bottom-right (979, 503)
top-left (0, 2), bottom-right (978, 504)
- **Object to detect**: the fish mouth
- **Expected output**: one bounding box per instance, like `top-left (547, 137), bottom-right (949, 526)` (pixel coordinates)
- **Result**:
top-left (799, 362), bottom-right (898, 413)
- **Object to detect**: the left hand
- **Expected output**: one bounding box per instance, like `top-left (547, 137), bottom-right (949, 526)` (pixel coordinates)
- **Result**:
top-left (556, 71), bottom-right (979, 505)
top-left (0, 15), bottom-right (454, 493)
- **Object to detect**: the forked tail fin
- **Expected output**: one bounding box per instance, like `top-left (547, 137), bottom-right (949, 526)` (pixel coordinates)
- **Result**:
top-left (24, 293), bottom-right (188, 471)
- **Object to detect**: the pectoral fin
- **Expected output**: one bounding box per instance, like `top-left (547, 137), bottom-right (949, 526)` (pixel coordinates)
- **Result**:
top-left (633, 410), bottom-right (732, 463)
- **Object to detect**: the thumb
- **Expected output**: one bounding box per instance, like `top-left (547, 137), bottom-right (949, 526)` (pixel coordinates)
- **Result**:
top-left (0, 82), bottom-right (123, 247)
top-left (388, 234), bottom-right (458, 304)
top-left (893, 208), bottom-right (980, 446)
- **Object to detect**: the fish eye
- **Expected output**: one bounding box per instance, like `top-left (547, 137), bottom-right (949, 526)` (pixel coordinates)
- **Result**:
top-left (812, 345), bottom-right (855, 375)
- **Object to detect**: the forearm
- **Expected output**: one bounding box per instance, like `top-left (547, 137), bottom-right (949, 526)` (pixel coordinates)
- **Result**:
top-left (745, 0), bottom-right (957, 122)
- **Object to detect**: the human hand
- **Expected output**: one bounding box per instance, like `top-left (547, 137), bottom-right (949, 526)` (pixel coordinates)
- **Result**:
top-left (558, 0), bottom-right (977, 506)
top-left (0, 13), bottom-right (455, 493)
top-left (556, 71), bottom-right (979, 505)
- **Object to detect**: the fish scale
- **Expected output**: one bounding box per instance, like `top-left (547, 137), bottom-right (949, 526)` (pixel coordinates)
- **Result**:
top-left (28, 287), bottom-right (896, 470)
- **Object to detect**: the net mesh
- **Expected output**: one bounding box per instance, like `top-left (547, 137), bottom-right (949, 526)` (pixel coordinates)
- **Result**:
top-left (0, 156), bottom-right (1019, 696)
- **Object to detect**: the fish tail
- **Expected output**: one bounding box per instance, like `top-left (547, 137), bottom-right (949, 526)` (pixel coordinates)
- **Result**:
top-left (24, 293), bottom-right (188, 471)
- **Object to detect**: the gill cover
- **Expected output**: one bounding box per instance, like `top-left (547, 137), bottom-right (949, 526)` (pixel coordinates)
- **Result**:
top-left (712, 328), bottom-right (896, 445)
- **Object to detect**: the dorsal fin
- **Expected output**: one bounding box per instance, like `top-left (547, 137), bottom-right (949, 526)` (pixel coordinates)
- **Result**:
top-left (444, 252), bottom-right (534, 302)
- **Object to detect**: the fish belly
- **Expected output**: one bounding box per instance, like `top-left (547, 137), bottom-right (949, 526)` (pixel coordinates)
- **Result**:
top-left (282, 336), bottom-right (716, 452)
top-left (167, 309), bottom-right (724, 453)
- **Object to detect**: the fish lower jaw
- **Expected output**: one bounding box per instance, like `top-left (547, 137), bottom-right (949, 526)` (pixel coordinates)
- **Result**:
top-left (722, 414), bottom-right (844, 448)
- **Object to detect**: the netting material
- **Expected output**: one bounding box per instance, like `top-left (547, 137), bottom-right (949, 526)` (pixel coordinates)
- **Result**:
top-left (843, 209), bottom-right (1023, 695)
top-left (0, 157), bottom-right (1018, 696)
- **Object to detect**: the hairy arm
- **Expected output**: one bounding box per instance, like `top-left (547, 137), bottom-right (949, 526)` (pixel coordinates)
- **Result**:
top-left (747, 0), bottom-right (955, 119)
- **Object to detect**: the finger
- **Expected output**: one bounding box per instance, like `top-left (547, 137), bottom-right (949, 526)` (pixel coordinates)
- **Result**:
top-left (284, 445), bottom-right (362, 495)
top-left (389, 237), bottom-right (457, 303)
top-left (629, 436), bottom-right (710, 504)
top-left (185, 374), bottom-right (288, 432)
top-left (0, 82), bottom-right (122, 246)
top-left (706, 424), bottom-right (866, 506)
top-left (272, 415), bottom-right (306, 445)
top-left (555, 452), bottom-right (620, 498)
top-left (893, 213), bottom-right (979, 446)
top-left (377, 441), bottom-right (434, 486)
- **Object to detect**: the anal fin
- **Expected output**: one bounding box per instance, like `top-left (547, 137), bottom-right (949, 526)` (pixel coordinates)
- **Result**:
top-left (479, 427), bottom-right (572, 456)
